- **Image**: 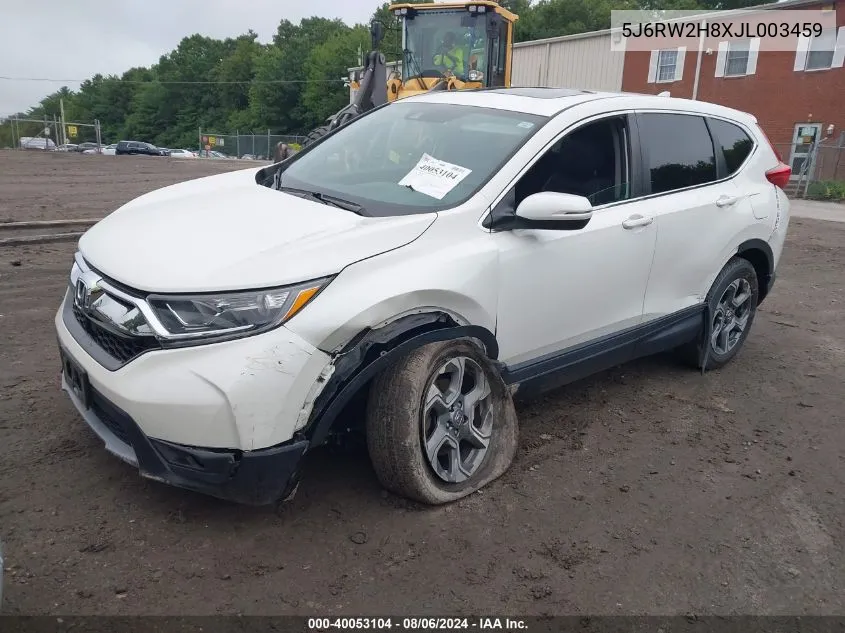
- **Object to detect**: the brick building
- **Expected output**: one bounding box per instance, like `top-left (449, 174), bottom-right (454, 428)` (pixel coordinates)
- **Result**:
top-left (622, 0), bottom-right (845, 179)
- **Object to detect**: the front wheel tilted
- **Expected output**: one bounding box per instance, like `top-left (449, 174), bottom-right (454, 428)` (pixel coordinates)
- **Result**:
top-left (366, 340), bottom-right (518, 505)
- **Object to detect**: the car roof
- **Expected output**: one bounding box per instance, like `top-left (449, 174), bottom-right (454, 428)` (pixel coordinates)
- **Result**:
top-left (403, 87), bottom-right (757, 124)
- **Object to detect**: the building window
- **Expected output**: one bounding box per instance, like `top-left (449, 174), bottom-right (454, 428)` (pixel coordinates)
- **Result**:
top-left (805, 29), bottom-right (836, 70)
top-left (725, 40), bottom-right (750, 76)
top-left (648, 47), bottom-right (686, 83)
top-left (716, 38), bottom-right (760, 78)
top-left (657, 49), bottom-right (678, 82)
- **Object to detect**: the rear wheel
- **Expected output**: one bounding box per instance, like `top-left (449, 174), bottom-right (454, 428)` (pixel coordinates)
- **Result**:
top-left (365, 340), bottom-right (518, 505)
top-left (678, 257), bottom-right (759, 370)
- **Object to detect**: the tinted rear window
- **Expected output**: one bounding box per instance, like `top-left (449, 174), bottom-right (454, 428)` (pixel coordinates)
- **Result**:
top-left (638, 113), bottom-right (717, 194)
top-left (708, 118), bottom-right (754, 176)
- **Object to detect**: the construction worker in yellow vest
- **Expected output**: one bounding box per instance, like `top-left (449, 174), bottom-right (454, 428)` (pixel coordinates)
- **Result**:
top-left (433, 32), bottom-right (465, 75)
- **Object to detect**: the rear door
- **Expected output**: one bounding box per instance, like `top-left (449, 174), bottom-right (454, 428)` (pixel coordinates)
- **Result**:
top-left (633, 111), bottom-right (759, 321)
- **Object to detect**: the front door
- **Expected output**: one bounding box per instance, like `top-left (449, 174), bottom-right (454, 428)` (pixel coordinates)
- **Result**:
top-left (788, 123), bottom-right (822, 180)
top-left (492, 114), bottom-right (656, 366)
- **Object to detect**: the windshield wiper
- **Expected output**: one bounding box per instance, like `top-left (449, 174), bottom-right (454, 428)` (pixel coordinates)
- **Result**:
top-left (279, 186), bottom-right (365, 215)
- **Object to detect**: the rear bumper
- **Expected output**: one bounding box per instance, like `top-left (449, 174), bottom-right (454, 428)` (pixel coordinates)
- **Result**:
top-left (61, 373), bottom-right (308, 506)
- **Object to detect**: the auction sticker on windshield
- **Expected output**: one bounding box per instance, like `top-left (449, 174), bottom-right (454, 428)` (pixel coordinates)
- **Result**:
top-left (398, 153), bottom-right (472, 200)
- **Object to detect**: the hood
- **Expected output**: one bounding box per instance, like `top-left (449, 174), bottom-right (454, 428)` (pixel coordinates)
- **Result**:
top-left (78, 167), bottom-right (436, 293)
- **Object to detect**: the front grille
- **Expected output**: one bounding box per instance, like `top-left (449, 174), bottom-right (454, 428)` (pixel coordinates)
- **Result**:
top-left (72, 303), bottom-right (160, 363)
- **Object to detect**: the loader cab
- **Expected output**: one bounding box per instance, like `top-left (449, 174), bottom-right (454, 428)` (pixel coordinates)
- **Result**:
top-left (389, 1), bottom-right (516, 99)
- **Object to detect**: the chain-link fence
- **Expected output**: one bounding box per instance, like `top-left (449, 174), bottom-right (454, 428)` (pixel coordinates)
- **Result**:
top-left (772, 139), bottom-right (845, 199)
top-left (197, 130), bottom-right (306, 160)
top-left (1, 116), bottom-right (61, 150)
top-left (0, 116), bottom-right (103, 151)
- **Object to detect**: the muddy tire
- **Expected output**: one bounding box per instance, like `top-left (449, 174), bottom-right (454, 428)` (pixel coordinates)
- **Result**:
top-left (302, 124), bottom-right (332, 149)
top-left (365, 340), bottom-right (518, 505)
top-left (678, 257), bottom-right (759, 370)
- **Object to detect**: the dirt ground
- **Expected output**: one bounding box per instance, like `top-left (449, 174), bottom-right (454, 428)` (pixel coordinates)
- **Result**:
top-left (1, 150), bottom-right (843, 616)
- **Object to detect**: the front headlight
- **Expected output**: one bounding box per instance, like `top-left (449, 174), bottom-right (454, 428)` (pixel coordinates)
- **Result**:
top-left (147, 277), bottom-right (331, 341)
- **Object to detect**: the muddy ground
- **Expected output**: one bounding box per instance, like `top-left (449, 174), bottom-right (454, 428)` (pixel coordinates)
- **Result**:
top-left (1, 150), bottom-right (843, 615)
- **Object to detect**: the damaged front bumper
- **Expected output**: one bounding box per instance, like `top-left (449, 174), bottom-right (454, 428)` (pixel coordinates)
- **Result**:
top-left (55, 290), bottom-right (335, 506)
top-left (61, 374), bottom-right (308, 505)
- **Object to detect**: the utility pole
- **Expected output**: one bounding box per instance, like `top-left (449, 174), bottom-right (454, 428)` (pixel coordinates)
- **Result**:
top-left (60, 98), bottom-right (67, 145)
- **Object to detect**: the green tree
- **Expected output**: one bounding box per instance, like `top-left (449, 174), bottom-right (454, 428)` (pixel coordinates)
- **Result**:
top-left (214, 31), bottom-right (262, 114)
top-left (248, 45), bottom-right (291, 132)
top-left (301, 25), bottom-right (370, 129)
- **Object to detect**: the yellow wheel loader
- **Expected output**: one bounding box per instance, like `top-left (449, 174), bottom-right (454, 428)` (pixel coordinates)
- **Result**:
top-left (299, 1), bottom-right (518, 149)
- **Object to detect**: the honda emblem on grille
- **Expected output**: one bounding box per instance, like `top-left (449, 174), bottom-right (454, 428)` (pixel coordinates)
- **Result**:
top-left (74, 271), bottom-right (104, 311)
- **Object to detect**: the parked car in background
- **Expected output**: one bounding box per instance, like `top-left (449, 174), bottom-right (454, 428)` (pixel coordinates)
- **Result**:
top-left (115, 141), bottom-right (167, 156)
top-left (77, 142), bottom-right (102, 154)
top-left (168, 148), bottom-right (195, 159)
top-left (19, 137), bottom-right (56, 150)
top-left (198, 149), bottom-right (229, 158)
top-left (102, 144), bottom-right (118, 156)
top-left (57, 143), bottom-right (79, 152)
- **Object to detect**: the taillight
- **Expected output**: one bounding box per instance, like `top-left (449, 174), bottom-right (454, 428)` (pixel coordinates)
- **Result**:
top-left (757, 124), bottom-right (791, 189)
top-left (766, 163), bottom-right (792, 189)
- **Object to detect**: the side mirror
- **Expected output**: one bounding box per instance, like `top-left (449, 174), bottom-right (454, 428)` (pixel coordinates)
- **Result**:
top-left (514, 192), bottom-right (593, 230)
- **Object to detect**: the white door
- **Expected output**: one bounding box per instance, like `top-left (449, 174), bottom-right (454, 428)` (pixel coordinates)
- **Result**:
top-left (636, 181), bottom-right (753, 319)
top-left (492, 114), bottom-right (657, 366)
top-left (634, 111), bottom-right (760, 320)
top-left (788, 123), bottom-right (822, 180)
top-left (494, 207), bottom-right (657, 365)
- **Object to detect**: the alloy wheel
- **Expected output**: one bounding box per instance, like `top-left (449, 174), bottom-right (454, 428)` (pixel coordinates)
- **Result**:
top-left (421, 356), bottom-right (494, 483)
top-left (711, 278), bottom-right (753, 355)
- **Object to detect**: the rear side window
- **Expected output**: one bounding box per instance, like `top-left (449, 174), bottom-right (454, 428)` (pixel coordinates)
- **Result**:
top-left (637, 113), bottom-right (717, 194)
top-left (707, 118), bottom-right (754, 176)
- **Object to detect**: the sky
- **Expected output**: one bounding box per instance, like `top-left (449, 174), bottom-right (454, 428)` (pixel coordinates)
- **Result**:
top-left (0, 0), bottom-right (380, 117)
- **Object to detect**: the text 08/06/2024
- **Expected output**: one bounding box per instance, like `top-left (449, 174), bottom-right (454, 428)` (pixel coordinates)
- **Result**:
top-left (307, 617), bottom-right (529, 631)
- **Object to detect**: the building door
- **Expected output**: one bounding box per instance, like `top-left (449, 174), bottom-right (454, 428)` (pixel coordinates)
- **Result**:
top-left (788, 123), bottom-right (822, 180)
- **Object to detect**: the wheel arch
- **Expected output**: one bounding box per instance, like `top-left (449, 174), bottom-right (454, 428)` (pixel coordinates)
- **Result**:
top-left (735, 239), bottom-right (774, 305)
top-left (304, 311), bottom-right (499, 447)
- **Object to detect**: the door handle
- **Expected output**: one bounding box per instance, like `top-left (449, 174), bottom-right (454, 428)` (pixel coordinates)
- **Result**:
top-left (622, 214), bottom-right (654, 229)
top-left (716, 195), bottom-right (741, 208)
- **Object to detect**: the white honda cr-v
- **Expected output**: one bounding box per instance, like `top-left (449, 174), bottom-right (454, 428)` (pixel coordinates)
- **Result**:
top-left (56, 88), bottom-right (791, 506)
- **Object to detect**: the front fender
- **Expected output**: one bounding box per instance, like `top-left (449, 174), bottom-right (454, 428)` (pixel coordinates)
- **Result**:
top-left (304, 312), bottom-right (498, 447)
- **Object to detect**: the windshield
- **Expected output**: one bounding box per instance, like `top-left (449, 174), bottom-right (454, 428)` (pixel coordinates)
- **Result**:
top-left (403, 10), bottom-right (489, 82)
top-left (275, 102), bottom-right (546, 217)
